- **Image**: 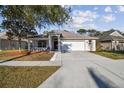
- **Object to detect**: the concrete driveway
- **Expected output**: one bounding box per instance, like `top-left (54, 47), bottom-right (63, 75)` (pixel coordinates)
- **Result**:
top-left (39, 51), bottom-right (124, 88)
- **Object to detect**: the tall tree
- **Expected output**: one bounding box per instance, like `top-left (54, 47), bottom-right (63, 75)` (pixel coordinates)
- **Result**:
top-left (93, 31), bottom-right (102, 36)
top-left (87, 29), bottom-right (96, 36)
top-left (2, 20), bottom-right (36, 51)
top-left (77, 29), bottom-right (87, 35)
top-left (1, 5), bottom-right (71, 51)
top-left (77, 28), bottom-right (102, 36)
top-left (106, 28), bottom-right (124, 36)
top-left (87, 29), bottom-right (102, 36)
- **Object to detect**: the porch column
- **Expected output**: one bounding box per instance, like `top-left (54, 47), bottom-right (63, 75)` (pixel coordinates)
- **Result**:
top-left (48, 35), bottom-right (52, 50)
top-left (0, 39), bottom-right (1, 51)
top-left (58, 35), bottom-right (61, 52)
top-left (28, 39), bottom-right (31, 51)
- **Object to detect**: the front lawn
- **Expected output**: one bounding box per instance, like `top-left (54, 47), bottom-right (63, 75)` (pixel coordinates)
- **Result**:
top-left (0, 50), bottom-right (54, 61)
top-left (92, 51), bottom-right (124, 59)
top-left (0, 66), bottom-right (60, 88)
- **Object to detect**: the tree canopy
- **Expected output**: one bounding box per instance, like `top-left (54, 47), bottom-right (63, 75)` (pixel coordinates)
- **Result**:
top-left (77, 29), bottom-right (87, 35)
top-left (77, 28), bottom-right (102, 36)
top-left (1, 6), bottom-right (71, 28)
top-left (0, 5), bottom-right (71, 51)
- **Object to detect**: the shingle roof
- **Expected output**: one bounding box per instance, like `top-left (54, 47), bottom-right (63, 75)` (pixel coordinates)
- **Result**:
top-left (111, 35), bottom-right (124, 41)
top-left (101, 30), bottom-right (114, 36)
top-left (53, 30), bottom-right (98, 40)
top-left (28, 35), bottom-right (48, 40)
top-left (99, 36), bottom-right (113, 41)
top-left (98, 30), bottom-right (114, 39)
top-left (99, 31), bottom-right (124, 42)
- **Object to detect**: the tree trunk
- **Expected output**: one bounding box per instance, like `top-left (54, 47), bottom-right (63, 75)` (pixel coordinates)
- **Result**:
top-left (18, 38), bottom-right (21, 52)
top-left (9, 40), bottom-right (11, 50)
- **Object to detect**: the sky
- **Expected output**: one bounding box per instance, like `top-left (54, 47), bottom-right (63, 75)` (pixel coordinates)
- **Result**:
top-left (49, 5), bottom-right (124, 33)
top-left (1, 5), bottom-right (124, 34)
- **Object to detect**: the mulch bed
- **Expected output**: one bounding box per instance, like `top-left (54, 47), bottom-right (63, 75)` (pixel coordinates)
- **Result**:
top-left (0, 50), bottom-right (54, 61)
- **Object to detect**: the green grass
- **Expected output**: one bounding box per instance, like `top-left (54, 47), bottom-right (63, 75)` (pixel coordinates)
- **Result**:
top-left (0, 66), bottom-right (60, 88)
top-left (93, 51), bottom-right (124, 59)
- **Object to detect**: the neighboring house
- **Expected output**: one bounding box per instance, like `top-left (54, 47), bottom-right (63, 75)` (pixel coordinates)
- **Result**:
top-left (98, 30), bottom-right (124, 51)
top-left (0, 30), bottom-right (98, 51)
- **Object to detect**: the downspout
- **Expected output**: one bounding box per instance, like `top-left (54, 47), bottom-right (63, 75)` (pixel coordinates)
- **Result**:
top-left (111, 40), bottom-right (113, 51)
top-left (28, 39), bottom-right (31, 51)
top-left (48, 35), bottom-right (52, 51)
top-left (110, 36), bottom-right (113, 51)
top-left (58, 35), bottom-right (61, 52)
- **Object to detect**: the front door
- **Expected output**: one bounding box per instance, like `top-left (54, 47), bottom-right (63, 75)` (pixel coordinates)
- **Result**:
top-left (54, 39), bottom-right (58, 50)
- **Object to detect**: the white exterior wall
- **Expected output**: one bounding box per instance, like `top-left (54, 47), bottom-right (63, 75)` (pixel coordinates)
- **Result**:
top-left (112, 41), bottom-right (124, 51)
top-left (84, 40), bottom-right (96, 51)
top-left (84, 40), bottom-right (90, 51)
top-left (101, 41), bottom-right (124, 51)
top-left (48, 35), bottom-right (52, 50)
top-left (92, 40), bottom-right (96, 51)
top-left (110, 31), bottom-right (123, 37)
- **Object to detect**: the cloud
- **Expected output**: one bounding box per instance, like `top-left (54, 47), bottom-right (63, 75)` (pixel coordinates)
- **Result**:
top-left (104, 6), bottom-right (112, 12)
top-left (93, 7), bottom-right (98, 10)
top-left (73, 10), bottom-right (98, 18)
top-left (82, 23), bottom-right (98, 29)
top-left (114, 11), bottom-right (118, 13)
top-left (64, 22), bottom-right (98, 30)
top-left (65, 8), bottom-right (116, 30)
top-left (102, 14), bottom-right (116, 22)
top-left (117, 6), bottom-right (124, 12)
top-left (69, 10), bottom-right (99, 29)
top-left (72, 10), bottom-right (99, 25)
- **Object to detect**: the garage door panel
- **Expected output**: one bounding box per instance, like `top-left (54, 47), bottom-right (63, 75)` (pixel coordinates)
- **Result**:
top-left (61, 41), bottom-right (85, 51)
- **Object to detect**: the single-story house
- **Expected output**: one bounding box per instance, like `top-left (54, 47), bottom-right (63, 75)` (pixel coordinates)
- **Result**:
top-left (98, 30), bottom-right (124, 51)
top-left (0, 30), bottom-right (98, 51)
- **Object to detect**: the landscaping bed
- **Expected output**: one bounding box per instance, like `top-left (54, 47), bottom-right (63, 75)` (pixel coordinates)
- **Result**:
top-left (92, 51), bottom-right (124, 59)
top-left (0, 66), bottom-right (60, 88)
top-left (0, 50), bottom-right (54, 61)
top-left (0, 50), bottom-right (28, 56)
top-left (15, 52), bottom-right (54, 61)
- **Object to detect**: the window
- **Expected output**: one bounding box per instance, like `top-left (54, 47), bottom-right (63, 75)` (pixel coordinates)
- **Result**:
top-left (38, 40), bottom-right (46, 47)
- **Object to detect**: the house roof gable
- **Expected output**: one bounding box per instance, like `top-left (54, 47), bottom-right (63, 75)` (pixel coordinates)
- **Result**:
top-left (99, 30), bottom-right (124, 41)
top-left (50, 30), bottom-right (98, 40)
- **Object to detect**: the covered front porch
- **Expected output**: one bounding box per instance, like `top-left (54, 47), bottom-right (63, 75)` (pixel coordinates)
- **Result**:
top-left (27, 34), bottom-right (61, 51)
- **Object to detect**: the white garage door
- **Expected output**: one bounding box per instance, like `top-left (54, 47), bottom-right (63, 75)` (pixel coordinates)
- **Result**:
top-left (61, 40), bottom-right (85, 51)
